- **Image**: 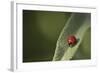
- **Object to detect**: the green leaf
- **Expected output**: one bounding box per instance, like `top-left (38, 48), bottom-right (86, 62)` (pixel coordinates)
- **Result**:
top-left (72, 27), bottom-right (91, 59)
top-left (53, 13), bottom-right (91, 61)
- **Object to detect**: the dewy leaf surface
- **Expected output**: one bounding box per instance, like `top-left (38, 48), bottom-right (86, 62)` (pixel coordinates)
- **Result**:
top-left (53, 13), bottom-right (91, 61)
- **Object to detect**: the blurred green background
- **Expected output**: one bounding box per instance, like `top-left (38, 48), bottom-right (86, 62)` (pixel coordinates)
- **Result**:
top-left (23, 10), bottom-right (71, 62)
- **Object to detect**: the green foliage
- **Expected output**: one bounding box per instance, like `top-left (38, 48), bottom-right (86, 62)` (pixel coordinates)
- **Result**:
top-left (23, 10), bottom-right (91, 62)
top-left (53, 13), bottom-right (91, 61)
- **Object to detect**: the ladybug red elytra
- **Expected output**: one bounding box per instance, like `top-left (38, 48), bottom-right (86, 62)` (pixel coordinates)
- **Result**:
top-left (67, 35), bottom-right (77, 46)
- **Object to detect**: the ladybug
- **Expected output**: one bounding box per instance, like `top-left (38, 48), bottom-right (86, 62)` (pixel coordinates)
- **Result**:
top-left (67, 35), bottom-right (77, 46)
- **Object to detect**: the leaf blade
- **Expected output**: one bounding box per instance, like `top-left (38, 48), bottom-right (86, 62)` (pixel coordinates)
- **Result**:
top-left (53, 13), bottom-right (91, 61)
